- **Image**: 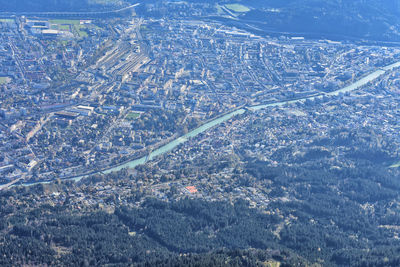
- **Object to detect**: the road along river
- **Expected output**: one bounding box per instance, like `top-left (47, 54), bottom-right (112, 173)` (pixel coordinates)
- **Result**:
top-left (20, 60), bottom-right (400, 186)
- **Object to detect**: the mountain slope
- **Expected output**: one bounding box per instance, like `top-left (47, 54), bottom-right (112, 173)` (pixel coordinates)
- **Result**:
top-left (0, 0), bottom-right (123, 12)
top-left (237, 0), bottom-right (400, 41)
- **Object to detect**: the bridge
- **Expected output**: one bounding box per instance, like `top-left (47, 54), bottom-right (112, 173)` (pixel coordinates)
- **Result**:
top-left (0, 3), bottom-right (139, 18)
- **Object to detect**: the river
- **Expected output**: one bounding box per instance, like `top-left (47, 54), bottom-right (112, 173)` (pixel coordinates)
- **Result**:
top-left (20, 60), bottom-right (400, 186)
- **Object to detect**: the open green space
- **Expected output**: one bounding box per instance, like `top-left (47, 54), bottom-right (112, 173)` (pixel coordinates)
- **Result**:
top-left (389, 161), bottom-right (400, 168)
top-left (50, 20), bottom-right (89, 38)
top-left (50, 19), bottom-right (80, 25)
top-left (58, 25), bottom-right (70, 31)
top-left (0, 77), bottom-right (11, 84)
top-left (0, 18), bottom-right (14, 23)
top-left (225, 4), bottom-right (250, 13)
top-left (126, 112), bottom-right (141, 120)
top-left (216, 4), bottom-right (224, 15)
top-left (57, 40), bottom-right (70, 46)
top-left (74, 25), bottom-right (88, 38)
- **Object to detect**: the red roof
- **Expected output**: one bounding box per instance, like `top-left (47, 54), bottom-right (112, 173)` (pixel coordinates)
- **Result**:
top-left (186, 186), bottom-right (197, 194)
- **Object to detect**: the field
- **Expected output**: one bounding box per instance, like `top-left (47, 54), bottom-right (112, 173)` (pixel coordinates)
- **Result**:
top-left (0, 18), bottom-right (14, 23)
top-left (50, 20), bottom-right (89, 38)
top-left (216, 4), bottom-right (224, 15)
top-left (58, 40), bottom-right (69, 46)
top-left (126, 112), bottom-right (141, 120)
top-left (58, 25), bottom-right (70, 31)
top-left (225, 4), bottom-right (250, 13)
top-left (389, 161), bottom-right (400, 168)
top-left (50, 19), bottom-right (80, 25)
top-left (75, 25), bottom-right (88, 38)
top-left (0, 77), bottom-right (11, 84)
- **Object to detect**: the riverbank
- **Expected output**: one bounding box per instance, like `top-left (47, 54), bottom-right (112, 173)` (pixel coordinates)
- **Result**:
top-left (13, 59), bottom-right (400, 188)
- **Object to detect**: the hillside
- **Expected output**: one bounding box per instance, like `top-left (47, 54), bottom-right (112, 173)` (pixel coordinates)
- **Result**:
top-left (0, 0), bottom-right (123, 12)
top-left (154, 0), bottom-right (400, 42)
top-left (237, 0), bottom-right (400, 41)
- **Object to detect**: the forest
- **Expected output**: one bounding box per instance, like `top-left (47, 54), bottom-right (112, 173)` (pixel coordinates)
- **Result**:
top-left (1, 157), bottom-right (400, 267)
top-left (0, 0), bottom-right (122, 12)
top-left (0, 193), bottom-right (303, 266)
top-left (139, 0), bottom-right (400, 42)
top-left (3, 97), bottom-right (399, 265)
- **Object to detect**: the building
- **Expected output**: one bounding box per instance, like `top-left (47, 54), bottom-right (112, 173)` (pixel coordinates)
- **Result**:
top-left (131, 104), bottom-right (162, 112)
top-left (185, 186), bottom-right (198, 194)
top-left (67, 105), bottom-right (94, 116)
top-left (42, 29), bottom-right (59, 38)
top-left (55, 111), bottom-right (79, 120)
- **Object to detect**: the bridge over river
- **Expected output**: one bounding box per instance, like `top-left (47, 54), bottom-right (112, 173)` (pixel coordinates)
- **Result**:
top-left (8, 60), bottom-right (400, 189)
